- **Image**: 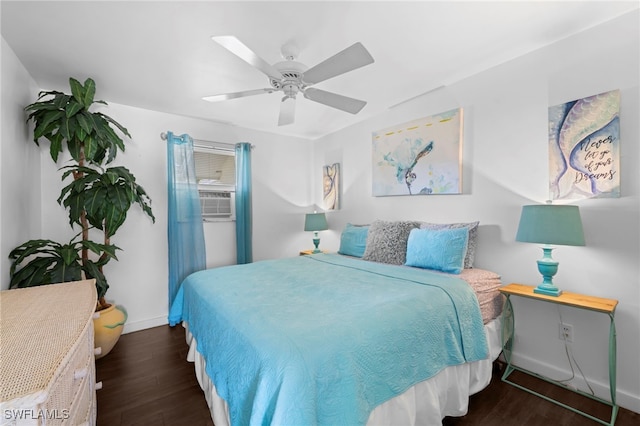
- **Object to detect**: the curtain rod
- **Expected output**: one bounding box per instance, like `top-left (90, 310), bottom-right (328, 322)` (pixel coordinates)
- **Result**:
top-left (160, 132), bottom-right (253, 151)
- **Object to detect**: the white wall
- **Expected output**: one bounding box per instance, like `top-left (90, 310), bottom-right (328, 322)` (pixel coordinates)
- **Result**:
top-left (1, 37), bottom-right (41, 289)
top-left (312, 11), bottom-right (640, 412)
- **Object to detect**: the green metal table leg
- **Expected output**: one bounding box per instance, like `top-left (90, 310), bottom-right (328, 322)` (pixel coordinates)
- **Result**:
top-left (500, 295), bottom-right (514, 380)
top-left (608, 312), bottom-right (618, 425)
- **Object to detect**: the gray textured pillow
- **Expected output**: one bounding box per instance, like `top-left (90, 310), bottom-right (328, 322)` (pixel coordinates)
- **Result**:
top-left (419, 221), bottom-right (479, 268)
top-left (362, 220), bottom-right (420, 265)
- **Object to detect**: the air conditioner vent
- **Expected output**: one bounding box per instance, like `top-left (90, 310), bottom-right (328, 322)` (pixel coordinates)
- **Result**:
top-left (199, 190), bottom-right (233, 219)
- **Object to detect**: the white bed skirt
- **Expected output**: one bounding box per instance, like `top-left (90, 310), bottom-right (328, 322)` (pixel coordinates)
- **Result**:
top-left (183, 316), bottom-right (502, 426)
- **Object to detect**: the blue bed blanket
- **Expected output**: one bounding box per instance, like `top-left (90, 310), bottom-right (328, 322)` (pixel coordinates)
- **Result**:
top-left (169, 254), bottom-right (488, 426)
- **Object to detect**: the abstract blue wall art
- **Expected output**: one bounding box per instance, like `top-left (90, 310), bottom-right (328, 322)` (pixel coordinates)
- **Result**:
top-left (549, 89), bottom-right (620, 200)
top-left (372, 108), bottom-right (463, 196)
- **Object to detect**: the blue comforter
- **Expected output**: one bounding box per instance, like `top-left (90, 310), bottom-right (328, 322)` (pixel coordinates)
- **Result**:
top-left (169, 254), bottom-right (488, 426)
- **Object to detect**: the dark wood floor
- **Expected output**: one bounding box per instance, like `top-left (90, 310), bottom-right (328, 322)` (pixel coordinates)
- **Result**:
top-left (96, 325), bottom-right (213, 426)
top-left (96, 325), bottom-right (640, 426)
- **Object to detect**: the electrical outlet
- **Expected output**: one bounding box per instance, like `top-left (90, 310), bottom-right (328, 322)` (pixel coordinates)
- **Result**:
top-left (559, 323), bottom-right (573, 342)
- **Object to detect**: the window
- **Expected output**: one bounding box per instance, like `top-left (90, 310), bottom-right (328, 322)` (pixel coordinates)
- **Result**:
top-left (194, 149), bottom-right (235, 187)
top-left (194, 144), bottom-right (236, 221)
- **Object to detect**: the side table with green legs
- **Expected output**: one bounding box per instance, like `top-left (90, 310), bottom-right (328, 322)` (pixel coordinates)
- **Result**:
top-left (499, 283), bottom-right (619, 426)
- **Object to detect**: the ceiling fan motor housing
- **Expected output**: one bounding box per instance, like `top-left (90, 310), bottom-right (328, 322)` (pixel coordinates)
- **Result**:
top-left (271, 60), bottom-right (308, 97)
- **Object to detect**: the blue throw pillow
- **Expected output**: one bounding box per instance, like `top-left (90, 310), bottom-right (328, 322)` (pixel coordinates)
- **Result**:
top-left (338, 224), bottom-right (369, 258)
top-left (420, 221), bottom-right (479, 268)
top-left (405, 227), bottom-right (469, 274)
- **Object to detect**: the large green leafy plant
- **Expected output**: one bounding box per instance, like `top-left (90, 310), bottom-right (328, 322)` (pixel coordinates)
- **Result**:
top-left (9, 78), bottom-right (155, 310)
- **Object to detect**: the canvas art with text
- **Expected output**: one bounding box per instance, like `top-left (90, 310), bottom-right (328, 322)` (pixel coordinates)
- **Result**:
top-left (372, 108), bottom-right (463, 196)
top-left (549, 89), bottom-right (620, 200)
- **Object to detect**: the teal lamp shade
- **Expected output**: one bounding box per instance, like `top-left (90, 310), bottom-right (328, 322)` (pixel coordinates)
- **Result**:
top-left (516, 204), bottom-right (585, 296)
top-left (304, 212), bottom-right (328, 253)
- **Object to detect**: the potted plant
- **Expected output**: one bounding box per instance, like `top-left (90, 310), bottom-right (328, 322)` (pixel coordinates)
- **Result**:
top-left (8, 77), bottom-right (155, 358)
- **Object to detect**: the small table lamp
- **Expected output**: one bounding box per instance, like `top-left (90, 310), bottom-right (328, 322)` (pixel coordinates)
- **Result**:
top-left (516, 204), bottom-right (585, 296)
top-left (304, 212), bottom-right (328, 253)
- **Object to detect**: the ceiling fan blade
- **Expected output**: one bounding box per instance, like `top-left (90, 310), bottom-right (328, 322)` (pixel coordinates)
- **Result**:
top-left (212, 36), bottom-right (283, 81)
top-left (278, 97), bottom-right (296, 126)
top-left (202, 88), bottom-right (273, 102)
top-left (303, 88), bottom-right (366, 114)
top-left (302, 42), bottom-right (374, 85)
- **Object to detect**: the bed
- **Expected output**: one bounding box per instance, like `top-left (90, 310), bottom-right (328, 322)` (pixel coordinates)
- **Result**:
top-left (168, 220), bottom-right (504, 425)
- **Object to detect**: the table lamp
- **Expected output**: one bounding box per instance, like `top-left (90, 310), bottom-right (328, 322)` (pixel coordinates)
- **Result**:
top-left (304, 212), bottom-right (328, 253)
top-left (516, 204), bottom-right (585, 296)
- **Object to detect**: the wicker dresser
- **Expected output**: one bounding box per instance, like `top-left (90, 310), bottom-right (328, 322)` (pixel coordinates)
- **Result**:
top-left (0, 280), bottom-right (98, 426)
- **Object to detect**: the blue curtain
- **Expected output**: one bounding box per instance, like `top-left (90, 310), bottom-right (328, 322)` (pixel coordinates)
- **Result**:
top-left (166, 131), bottom-right (206, 309)
top-left (235, 142), bottom-right (253, 264)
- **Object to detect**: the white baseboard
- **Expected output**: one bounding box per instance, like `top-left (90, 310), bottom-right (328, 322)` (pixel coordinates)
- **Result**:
top-left (122, 316), bottom-right (168, 334)
top-left (510, 351), bottom-right (640, 415)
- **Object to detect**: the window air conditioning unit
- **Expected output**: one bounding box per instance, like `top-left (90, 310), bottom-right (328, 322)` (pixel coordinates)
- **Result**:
top-left (198, 189), bottom-right (234, 219)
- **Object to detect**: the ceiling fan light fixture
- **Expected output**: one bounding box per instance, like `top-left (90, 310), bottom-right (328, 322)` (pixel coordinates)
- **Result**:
top-left (282, 84), bottom-right (299, 99)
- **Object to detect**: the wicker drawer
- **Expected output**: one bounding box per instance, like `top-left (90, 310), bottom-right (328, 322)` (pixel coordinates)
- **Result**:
top-left (0, 281), bottom-right (97, 426)
top-left (43, 324), bottom-right (93, 425)
top-left (63, 365), bottom-right (93, 426)
top-left (67, 329), bottom-right (95, 426)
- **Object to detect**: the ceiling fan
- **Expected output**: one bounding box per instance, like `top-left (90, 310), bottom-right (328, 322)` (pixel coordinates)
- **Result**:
top-left (203, 36), bottom-right (375, 126)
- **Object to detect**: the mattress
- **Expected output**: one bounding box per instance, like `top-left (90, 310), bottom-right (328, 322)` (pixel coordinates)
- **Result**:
top-left (457, 267), bottom-right (503, 324)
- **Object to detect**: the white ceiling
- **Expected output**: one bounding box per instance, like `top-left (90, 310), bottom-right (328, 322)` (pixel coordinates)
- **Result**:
top-left (2, 1), bottom-right (638, 140)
